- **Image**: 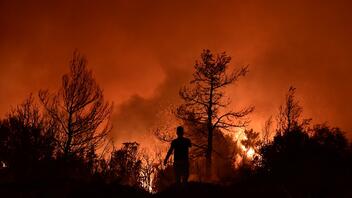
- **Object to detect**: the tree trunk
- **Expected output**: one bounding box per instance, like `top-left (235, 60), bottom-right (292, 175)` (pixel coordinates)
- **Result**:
top-left (206, 82), bottom-right (214, 179)
top-left (63, 113), bottom-right (73, 159)
top-left (206, 124), bottom-right (213, 179)
top-left (64, 133), bottom-right (72, 159)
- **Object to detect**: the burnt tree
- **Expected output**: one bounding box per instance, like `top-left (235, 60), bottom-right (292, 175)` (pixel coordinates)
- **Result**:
top-left (276, 87), bottom-right (310, 134)
top-left (177, 49), bottom-right (253, 178)
top-left (39, 51), bottom-right (112, 160)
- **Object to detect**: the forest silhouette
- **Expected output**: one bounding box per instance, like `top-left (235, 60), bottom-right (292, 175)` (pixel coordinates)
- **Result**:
top-left (0, 50), bottom-right (351, 198)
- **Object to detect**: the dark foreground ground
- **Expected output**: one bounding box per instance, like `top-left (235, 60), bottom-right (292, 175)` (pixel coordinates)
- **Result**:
top-left (1, 181), bottom-right (350, 198)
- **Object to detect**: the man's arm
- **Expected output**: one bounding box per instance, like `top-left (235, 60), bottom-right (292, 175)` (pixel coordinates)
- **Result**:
top-left (164, 143), bottom-right (174, 165)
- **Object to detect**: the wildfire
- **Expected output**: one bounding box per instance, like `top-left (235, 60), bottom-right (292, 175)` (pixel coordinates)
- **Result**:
top-left (230, 128), bottom-right (259, 167)
top-left (246, 147), bottom-right (256, 158)
top-left (136, 127), bottom-right (261, 191)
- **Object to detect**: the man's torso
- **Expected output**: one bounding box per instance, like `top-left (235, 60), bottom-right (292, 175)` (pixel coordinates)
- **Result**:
top-left (172, 137), bottom-right (191, 163)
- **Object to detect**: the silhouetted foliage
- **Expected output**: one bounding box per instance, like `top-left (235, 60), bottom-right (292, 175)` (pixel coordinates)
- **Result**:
top-left (108, 142), bottom-right (142, 186)
top-left (258, 87), bottom-right (352, 197)
top-left (0, 95), bottom-right (57, 182)
top-left (259, 125), bottom-right (351, 197)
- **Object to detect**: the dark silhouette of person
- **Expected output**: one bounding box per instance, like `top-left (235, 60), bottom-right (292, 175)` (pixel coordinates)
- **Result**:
top-left (164, 126), bottom-right (192, 184)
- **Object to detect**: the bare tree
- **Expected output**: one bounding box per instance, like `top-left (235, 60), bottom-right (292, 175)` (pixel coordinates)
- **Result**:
top-left (276, 86), bottom-right (310, 134)
top-left (177, 49), bottom-right (254, 178)
top-left (39, 51), bottom-right (112, 160)
top-left (262, 116), bottom-right (274, 144)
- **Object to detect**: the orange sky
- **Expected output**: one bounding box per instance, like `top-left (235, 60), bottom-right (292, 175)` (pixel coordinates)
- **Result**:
top-left (0, 0), bottom-right (351, 145)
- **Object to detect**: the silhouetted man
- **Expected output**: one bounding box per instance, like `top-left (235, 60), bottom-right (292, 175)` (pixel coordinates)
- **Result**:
top-left (164, 126), bottom-right (191, 184)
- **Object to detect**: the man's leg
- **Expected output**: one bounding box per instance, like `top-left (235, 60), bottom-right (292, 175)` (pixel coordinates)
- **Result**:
top-left (179, 162), bottom-right (189, 184)
top-left (174, 165), bottom-right (181, 184)
top-left (183, 163), bottom-right (189, 183)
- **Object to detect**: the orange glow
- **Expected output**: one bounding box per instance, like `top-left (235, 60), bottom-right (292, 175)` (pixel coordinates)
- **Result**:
top-left (0, 1), bottom-right (351, 150)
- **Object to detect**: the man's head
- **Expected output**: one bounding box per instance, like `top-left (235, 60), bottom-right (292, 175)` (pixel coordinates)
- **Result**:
top-left (176, 126), bottom-right (184, 137)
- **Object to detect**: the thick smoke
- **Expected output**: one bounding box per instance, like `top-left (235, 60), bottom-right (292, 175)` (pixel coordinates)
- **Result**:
top-left (0, 0), bottom-right (351, 146)
top-left (111, 65), bottom-right (190, 145)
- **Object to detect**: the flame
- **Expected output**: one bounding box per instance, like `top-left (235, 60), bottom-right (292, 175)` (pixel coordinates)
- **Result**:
top-left (0, 161), bottom-right (6, 168)
top-left (138, 145), bottom-right (166, 193)
top-left (246, 147), bottom-right (255, 158)
top-left (229, 128), bottom-right (259, 167)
